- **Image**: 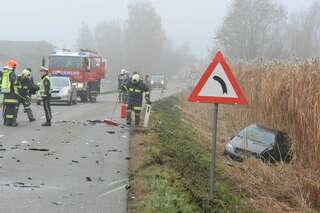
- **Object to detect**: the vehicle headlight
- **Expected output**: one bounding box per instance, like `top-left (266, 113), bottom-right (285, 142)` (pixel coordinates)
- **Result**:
top-left (150, 80), bottom-right (154, 84)
top-left (226, 143), bottom-right (234, 152)
top-left (60, 87), bottom-right (70, 95)
top-left (161, 80), bottom-right (164, 84)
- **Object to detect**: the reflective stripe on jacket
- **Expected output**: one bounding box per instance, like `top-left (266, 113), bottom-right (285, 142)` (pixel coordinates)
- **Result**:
top-left (125, 80), bottom-right (150, 107)
top-left (1, 69), bottom-right (12, 94)
top-left (40, 75), bottom-right (52, 96)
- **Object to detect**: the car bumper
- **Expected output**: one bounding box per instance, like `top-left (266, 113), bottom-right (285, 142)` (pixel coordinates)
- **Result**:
top-left (37, 94), bottom-right (70, 102)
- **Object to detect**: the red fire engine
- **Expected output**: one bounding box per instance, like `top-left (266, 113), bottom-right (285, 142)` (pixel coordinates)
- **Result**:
top-left (49, 49), bottom-right (106, 102)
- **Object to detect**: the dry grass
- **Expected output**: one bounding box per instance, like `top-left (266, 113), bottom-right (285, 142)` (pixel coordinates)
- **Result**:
top-left (177, 59), bottom-right (320, 213)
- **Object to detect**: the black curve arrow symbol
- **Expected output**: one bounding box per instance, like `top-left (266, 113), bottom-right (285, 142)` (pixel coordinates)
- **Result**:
top-left (213, 76), bottom-right (228, 94)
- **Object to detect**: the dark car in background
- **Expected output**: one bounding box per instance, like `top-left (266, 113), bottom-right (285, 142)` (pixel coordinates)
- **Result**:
top-left (150, 75), bottom-right (168, 90)
top-left (224, 124), bottom-right (291, 162)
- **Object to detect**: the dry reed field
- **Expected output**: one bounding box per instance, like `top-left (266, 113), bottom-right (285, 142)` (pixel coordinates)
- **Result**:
top-left (178, 59), bottom-right (320, 212)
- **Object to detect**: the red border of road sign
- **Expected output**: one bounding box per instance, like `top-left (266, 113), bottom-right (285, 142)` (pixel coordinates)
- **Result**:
top-left (188, 51), bottom-right (247, 105)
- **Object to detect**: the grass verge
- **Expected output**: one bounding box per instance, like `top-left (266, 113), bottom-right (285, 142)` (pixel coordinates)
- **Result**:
top-left (128, 95), bottom-right (252, 213)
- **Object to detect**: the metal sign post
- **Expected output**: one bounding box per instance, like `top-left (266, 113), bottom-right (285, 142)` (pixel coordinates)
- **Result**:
top-left (188, 51), bottom-right (247, 203)
top-left (209, 103), bottom-right (219, 202)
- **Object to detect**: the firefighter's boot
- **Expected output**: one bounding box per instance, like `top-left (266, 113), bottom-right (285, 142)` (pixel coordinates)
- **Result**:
top-left (25, 108), bottom-right (36, 122)
top-left (126, 111), bottom-right (132, 125)
top-left (4, 104), bottom-right (18, 127)
top-left (135, 111), bottom-right (141, 127)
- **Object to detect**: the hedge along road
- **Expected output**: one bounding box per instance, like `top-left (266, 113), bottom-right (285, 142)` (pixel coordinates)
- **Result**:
top-left (0, 84), bottom-right (180, 213)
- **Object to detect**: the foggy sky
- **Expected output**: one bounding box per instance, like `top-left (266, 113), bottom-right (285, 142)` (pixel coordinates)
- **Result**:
top-left (0, 0), bottom-right (317, 57)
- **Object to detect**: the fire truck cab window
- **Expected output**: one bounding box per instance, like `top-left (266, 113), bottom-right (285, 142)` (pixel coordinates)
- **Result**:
top-left (91, 58), bottom-right (101, 69)
top-left (50, 56), bottom-right (83, 69)
top-left (84, 58), bottom-right (90, 72)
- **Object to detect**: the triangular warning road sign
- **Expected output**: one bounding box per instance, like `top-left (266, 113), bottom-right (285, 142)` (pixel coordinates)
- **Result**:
top-left (188, 51), bottom-right (247, 104)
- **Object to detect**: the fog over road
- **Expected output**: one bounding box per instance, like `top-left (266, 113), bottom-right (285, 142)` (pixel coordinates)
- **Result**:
top-left (0, 85), bottom-right (180, 213)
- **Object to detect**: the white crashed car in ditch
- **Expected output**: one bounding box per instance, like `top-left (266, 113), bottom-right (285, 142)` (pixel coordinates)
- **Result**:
top-left (37, 76), bottom-right (77, 105)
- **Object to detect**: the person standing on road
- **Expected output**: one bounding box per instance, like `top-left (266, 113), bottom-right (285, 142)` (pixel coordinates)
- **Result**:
top-left (118, 69), bottom-right (130, 103)
top-left (1, 60), bottom-right (19, 127)
top-left (16, 69), bottom-right (38, 122)
top-left (123, 73), bottom-right (150, 126)
top-left (39, 66), bottom-right (52, 126)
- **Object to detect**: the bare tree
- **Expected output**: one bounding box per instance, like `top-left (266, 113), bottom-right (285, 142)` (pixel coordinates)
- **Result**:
top-left (286, 3), bottom-right (320, 58)
top-left (216, 0), bottom-right (287, 60)
top-left (95, 20), bottom-right (123, 79)
top-left (77, 22), bottom-right (95, 50)
top-left (124, 2), bottom-right (166, 74)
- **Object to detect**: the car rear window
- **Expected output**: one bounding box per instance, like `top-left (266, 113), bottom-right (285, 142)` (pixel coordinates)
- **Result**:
top-left (239, 126), bottom-right (275, 146)
top-left (151, 76), bottom-right (164, 81)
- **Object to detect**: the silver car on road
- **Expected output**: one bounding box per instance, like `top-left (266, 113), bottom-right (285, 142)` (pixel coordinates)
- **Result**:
top-left (37, 76), bottom-right (77, 105)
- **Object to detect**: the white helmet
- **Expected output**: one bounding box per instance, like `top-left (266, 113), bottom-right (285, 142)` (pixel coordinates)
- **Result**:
top-left (120, 69), bottom-right (126, 75)
top-left (21, 69), bottom-right (31, 78)
top-left (132, 73), bottom-right (140, 83)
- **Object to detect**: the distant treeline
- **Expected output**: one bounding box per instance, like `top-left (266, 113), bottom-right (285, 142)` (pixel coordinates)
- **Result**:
top-left (76, 2), bottom-right (196, 80)
top-left (215, 0), bottom-right (320, 60)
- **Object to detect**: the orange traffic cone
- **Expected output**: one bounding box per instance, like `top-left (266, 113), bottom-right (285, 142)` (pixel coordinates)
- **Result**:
top-left (121, 103), bottom-right (127, 119)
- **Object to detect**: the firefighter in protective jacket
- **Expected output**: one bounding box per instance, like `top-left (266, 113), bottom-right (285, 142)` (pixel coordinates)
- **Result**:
top-left (123, 73), bottom-right (150, 126)
top-left (16, 69), bottom-right (38, 122)
top-left (1, 60), bottom-right (19, 126)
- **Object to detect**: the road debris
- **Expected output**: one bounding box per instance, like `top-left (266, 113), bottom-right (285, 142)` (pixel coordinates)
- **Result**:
top-left (72, 160), bottom-right (79, 163)
top-left (107, 131), bottom-right (116, 134)
top-left (11, 144), bottom-right (20, 150)
top-left (29, 148), bottom-right (50, 152)
top-left (21, 141), bottom-right (29, 144)
top-left (13, 182), bottom-right (40, 188)
top-left (86, 177), bottom-right (92, 182)
top-left (87, 119), bottom-right (120, 127)
top-left (51, 201), bottom-right (63, 206)
top-left (98, 177), bottom-right (105, 182)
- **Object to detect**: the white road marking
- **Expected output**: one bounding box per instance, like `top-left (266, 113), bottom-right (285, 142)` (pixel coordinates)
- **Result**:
top-left (0, 135), bottom-right (5, 138)
top-left (108, 178), bottom-right (128, 187)
top-left (97, 184), bottom-right (128, 198)
top-left (41, 185), bottom-right (66, 191)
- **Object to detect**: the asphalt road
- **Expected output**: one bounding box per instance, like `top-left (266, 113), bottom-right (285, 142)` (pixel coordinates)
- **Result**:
top-left (0, 84), bottom-right (180, 213)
